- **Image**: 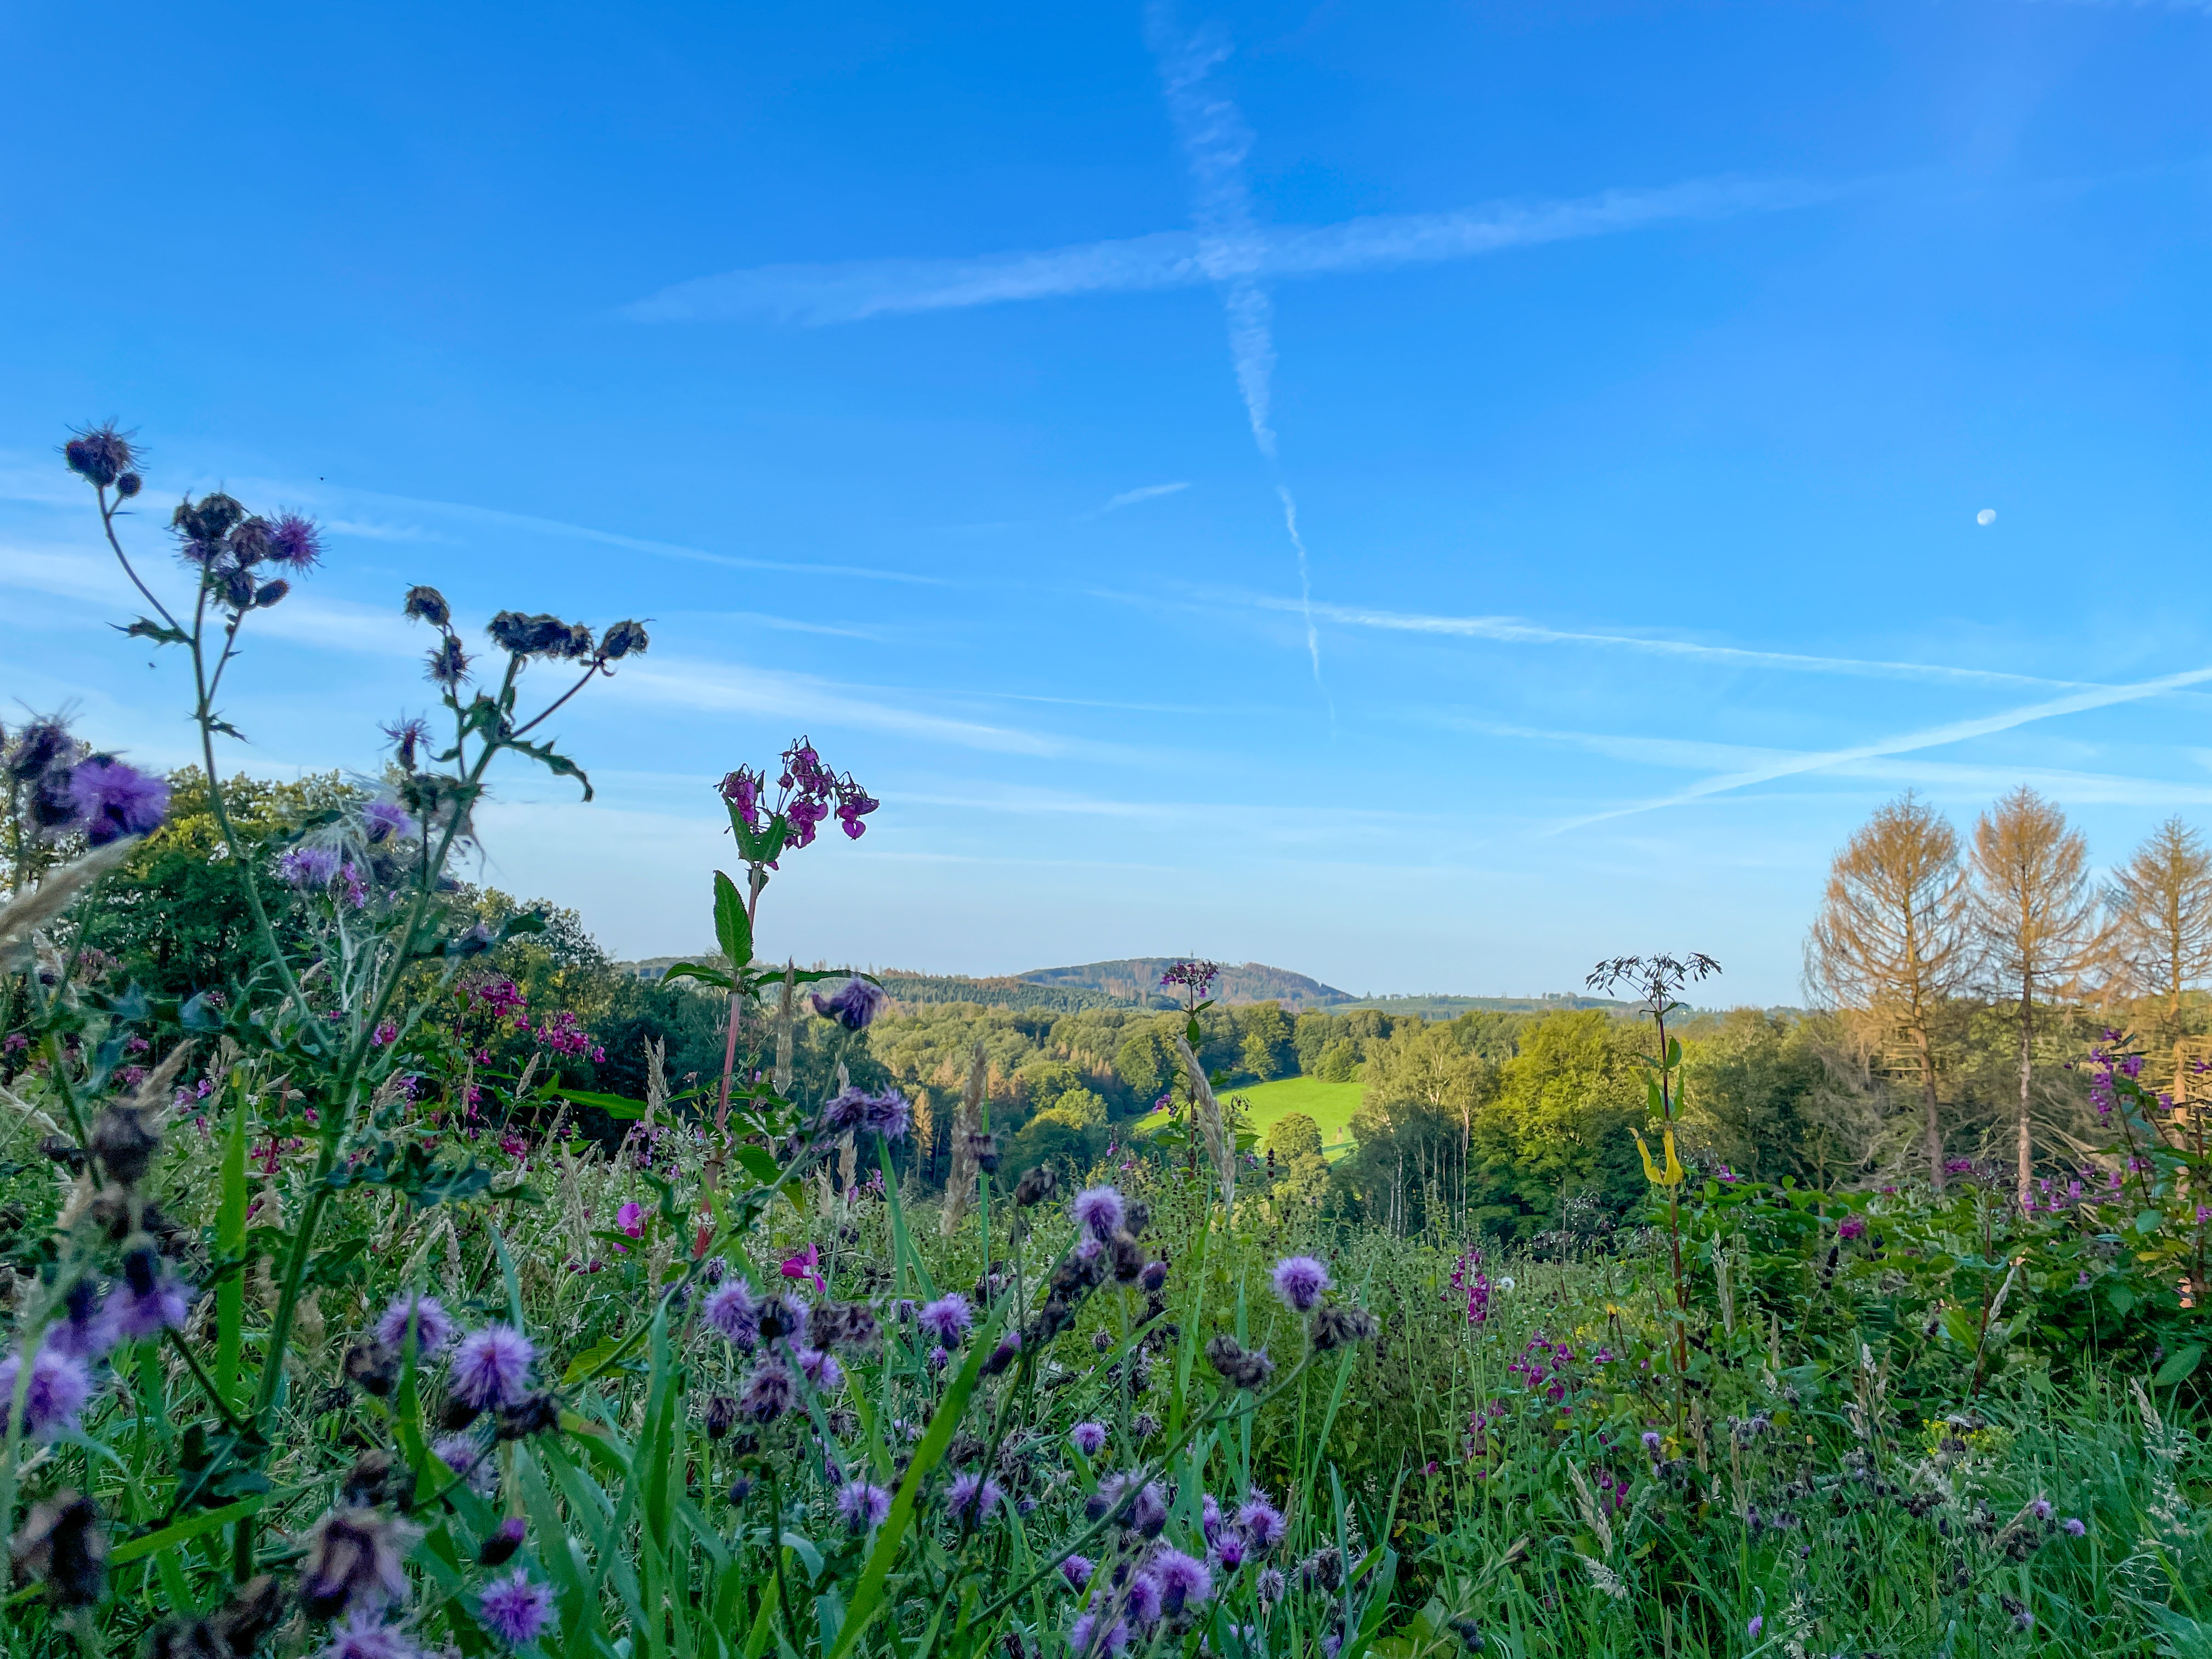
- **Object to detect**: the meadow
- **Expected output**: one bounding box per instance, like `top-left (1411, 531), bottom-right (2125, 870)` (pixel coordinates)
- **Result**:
top-left (1148, 1079), bottom-right (1363, 1158)
top-left (5, 426), bottom-right (2212, 1659)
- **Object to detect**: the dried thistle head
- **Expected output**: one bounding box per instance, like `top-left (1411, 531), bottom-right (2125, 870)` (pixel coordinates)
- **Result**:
top-left (9, 1489), bottom-right (107, 1607)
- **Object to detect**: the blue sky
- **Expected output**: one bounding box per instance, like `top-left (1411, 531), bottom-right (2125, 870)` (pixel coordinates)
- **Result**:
top-left (5, 1), bottom-right (2212, 1005)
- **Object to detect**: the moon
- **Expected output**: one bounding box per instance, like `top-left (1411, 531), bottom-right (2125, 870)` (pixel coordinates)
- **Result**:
top-left (1976, 508), bottom-right (1996, 526)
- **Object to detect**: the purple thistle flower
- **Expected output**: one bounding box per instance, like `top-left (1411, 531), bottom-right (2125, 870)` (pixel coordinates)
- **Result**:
top-left (1069, 1614), bottom-right (1129, 1655)
top-left (1071, 1186), bottom-right (1125, 1241)
top-left (0, 1345), bottom-right (91, 1440)
top-left (1270, 1255), bottom-right (1330, 1314)
top-left (267, 512), bottom-right (324, 570)
top-left (1747, 1615), bottom-right (1762, 1639)
top-left (281, 845), bottom-right (343, 888)
top-left (69, 758), bottom-right (168, 845)
top-left (433, 1434), bottom-right (496, 1498)
top-left (320, 1613), bottom-right (422, 1659)
top-left (917, 1293), bottom-right (972, 1346)
top-left (1237, 1494), bottom-right (1286, 1550)
top-left (44, 1283), bottom-right (114, 1364)
top-left (927, 1344), bottom-right (949, 1370)
top-left (477, 1570), bottom-right (555, 1647)
top-left (1060, 1554), bottom-right (1095, 1589)
top-left (1127, 1480), bottom-right (1168, 1537)
top-left (375, 1294), bottom-right (455, 1357)
top-left (946, 1471), bottom-right (1003, 1526)
top-left (739, 1362), bottom-right (794, 1421)
top-left (1125, 1571), bottom-right (1164, 1626)
top-left (1151, 1549), bottom-right (1212, 1613)
top-left (1837, 1214), bottom-right (1866, 1242)
top-left (702, 1279), bottom-right (760, 1347)
top-left (820, 1087), bottom-right (871, 1133)
top-left (2029, 1498), bottom-right (2053, 1521)
top-left (836, 1478), bottom-right (892, 1531)
top-left (860, 1088), bottom-right (912, 1141)
top-left (2063, 1517), bottom-right (2086, 1537)
top-left (1256, 1567), bottom-right (1286, 1604)
top-left (809, 979), bottom-right (887, 1032)
top-left (100, 1260), bottom-right (191, 1342)
top-left (1212, 1532), bottom-right (1247, 1571)
top-left (797, 1348), bottom-right (844, 1391)
top-left (362, 800), bottom-right (416, 844)
top-left (1070, 1421), bottom-right (1108, 1457)
top-left (451, 1325), bottom-right (536, 1409)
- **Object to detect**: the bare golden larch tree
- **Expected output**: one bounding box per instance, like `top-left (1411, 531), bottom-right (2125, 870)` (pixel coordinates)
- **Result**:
top-left (1805, 792), bottom-right (1976, 1189)
top-left (1967, 787), bottom-right (2105, 1206)
top-left (2106, 816), bottom-right (2212, 1042)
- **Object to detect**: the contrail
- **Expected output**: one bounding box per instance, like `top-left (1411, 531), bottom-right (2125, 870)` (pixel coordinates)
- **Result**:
top-left (1145, 3), bottom-right (1323, 691)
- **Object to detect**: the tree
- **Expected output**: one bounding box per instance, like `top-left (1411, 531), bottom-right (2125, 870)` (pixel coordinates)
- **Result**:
top-left (1969, 787), bottom-right (2105, 1205)
top-left (1114, 1028), bottom-right (1167, 1099)
top-left (1312, 1038), bottom-right (1359, 1082)
top-left (1265, 1111), bottom-right (1323, 1160)
top-left (1237, 1001), bottom-right (1291, 1080)
top-left (1806, 792), bottom-right (1976, 1189)
top-left (2107, 817), bottom-right (2212, 1040)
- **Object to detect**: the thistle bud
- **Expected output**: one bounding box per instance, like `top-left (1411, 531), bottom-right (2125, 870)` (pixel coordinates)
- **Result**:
top-left (63, 425), bottom-right (136, 490)
top-left (115, 472), bottom-right (143, 499)
top-left (599, 619), bottom-right (650, 659)
top-left (703, 1393), bottom-right (741, 1440)
top-left (88, 1102), bottom-right (161, 1186)
top-left (477, 1516), bottom-right (526, 1566)
top-left (1013, 1165), bottom-right (1057, 1207)
top-left (255, 579), bottom-right (290, 608)
top-left (298, 1507), bottom-right (408, 1620)
top-left (215, 1573), bottom-right (283, 1652)
top-left (171, 492), bottom-right (245, 545)
top-left (494, 1390), bottom-right (560, 1441)
top-left (9, 1489), bottom-right (108, 1607)
top-left (343, 1340), bottom-right (401, 1398)
top-left (403, 586), bottom-right (452, 627)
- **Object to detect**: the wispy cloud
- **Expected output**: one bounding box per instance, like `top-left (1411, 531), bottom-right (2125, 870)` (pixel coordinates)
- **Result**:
top-left (622, 176), bottom-right (1837, 328)
top-left (1290, 597), bottom-right (2088, 689)
top-left (1101, 481), bottom-right (1191, 512)
top-left (1553, 663), bottom-right (2212, 830)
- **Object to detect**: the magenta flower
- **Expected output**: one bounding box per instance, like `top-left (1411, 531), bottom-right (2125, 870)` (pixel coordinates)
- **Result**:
top-left (1237, 1493), bottom-right (1286, 1549)
top-left (780, 1245), bottom-right (825, 1294)
top-left (797, 1348), bottom-right (844, 1391)
top-left (1270, 1255), bottom-right (1330, 1313)
top-left (946, 1472), bottom-right (1003, 1526)
top-left (1151, 1549), bottom-right (1212, 1613)
top-left (451, 1324), bottom-right (537, 1409)
top-left (1837, 1214), bottom-right (1866, 1242)
top-left (702, 1279), bottom-right (760, 1347)
top-left (478, 1570), bottom-right (555, 1647)
top-left (1070, 1421), bottom-right (1108, 1457)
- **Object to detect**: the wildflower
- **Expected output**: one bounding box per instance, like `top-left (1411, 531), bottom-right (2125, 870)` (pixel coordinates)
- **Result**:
top-left (426, 636), bottom-right (470, 688)
top-left (64, 424), bottom-right (137, 489)
top-left (797, 1347), bottom-right (844, 1391)
top-left (9, 1489), bottom-right (106, 1607)
top-left (1069, 1613), bottom-right (1130, 1655)
top-left (980, 1330), bottom-right (1022, 1375)
top-left (1139, 1259), bottom-right (1168, 1292)
top-left (2029, 1498), bottom-right (2052, 1521)
top-left (1747, 1615), bottom-right (1762, 1639)
top-left (1310, 1306), bottom-right (1379, 1351)
top-left (2063, 1517), bottom-right (2086, 1537)
top-left (946, 1472), bottom-right (1003, 1526)
top-left (0, 1344), bottom-right (93, 1440)
top-left (1270, 1256), bottom-right (1330, 1313)
top-left (599, 619), bottom-right (650, 659)
top-left (807, 1301), bottom-right (881, 1352)
top-left (344, 1340), bottom-right (402, 1397)
top-left (1205, 1334), bottom-right (1275, 1390)
top-left (1256, 1567), bottom-right (1286, 1604)
top-left (1159, 960), bottom-right (1221, 998)
top-left (70, 757), bottom-right (168, 844)
top-left (836, 1479), bottom-right (893, 1531)
top-left (103, 1246), bottom-right (191, 1340)
top-left (780, 1244), bottom-right (825, 1294)
top-left (450, 1325), bottom-right (537, 1409)
top-left (1125, 1572), bottom-right (1164, 1625)
top-left (1237, 1494), bottom-right (1286, 1550)
top-left (1447, 1617), bottom-right (1486, 1653)
top-left (363, 799), bottom-right (416, 844)
top-left (810, 979), bottom-right (886, 1031)
top-left (861, 1087), bottom-right (912, 1140)
top-left (300, 1508), bottom-right (411, 1619)
top-left (479, 1517), bottom-right (527, 1566)
top-left (433, 1435), bottom-right (497, 1498)
top-left (45, 1280), bottom-right (112, 1363)
top-left (1838, 1214), bottom-right (1867, 1242)
top-left (695, 1276), bottom-right (760, 1348)
top-left (1070, 1421), bottom-right (1108, 1457)
top-left (615, 1201), bottom-right (645, 1241)
top-left (281, 845), bottom-right (343, 887)
top-left (1213, 1531), bottom-right (1248, 1570)
top-left (1152, 1549), bottom-right (1212, 1614)
top-left (918, 1293), bottom-right (973, 1346)
top-left (1072, 1186), bottom-right (1125, 1240)
top-left (495, 1390), bottom-right (559, 1440)
top-left (739, 1362), bottom-right (795, 1421)
top-left (1060, 1555), bottom-right (1095, 1591)
top-left (758, 1292), bottom-right (808, 1341)
top-left (478, 1571), bottom-right (555, 1647)
top-left (1128, 1480), bottom-right (1168, 1537)
top-left (376, 1293), bottom-right (455, 1356)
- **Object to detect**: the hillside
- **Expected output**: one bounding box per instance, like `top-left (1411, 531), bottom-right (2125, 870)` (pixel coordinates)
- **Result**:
top-left (1018, 958), bottom-right (1353, 1011)
top-left (616, 958), bottom-right (1127, 1014)
top-left (1333, 991), bottom-right (1633, 1019)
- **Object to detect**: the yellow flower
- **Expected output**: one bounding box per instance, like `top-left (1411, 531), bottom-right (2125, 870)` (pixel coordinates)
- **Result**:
top-left (1631, 1126), bottom-right (1685, 1187)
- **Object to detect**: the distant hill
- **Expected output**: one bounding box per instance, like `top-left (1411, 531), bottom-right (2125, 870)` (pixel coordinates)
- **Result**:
top-left (1017, 958), bottom-right (1353, 1012)
top-left (1333, 992), bottom-right (1634, 1020)
top-left (616, 958), bottom-right (1129, 1014)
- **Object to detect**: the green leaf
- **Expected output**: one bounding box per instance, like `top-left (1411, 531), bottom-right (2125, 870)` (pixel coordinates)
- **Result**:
top-left (2155, 1344), bottom-right (2204, 1387)
top-left (662, 961), bottom-right (733, 990)
top-left (2137, 1211), bottom-right (2166, 1235)
top-left (714, 870), bottom-right (754, 972)
top-left (558, 1088), bottom-right (648, 1120)
top-left (110, 1494), bottom-right (267, 1565)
